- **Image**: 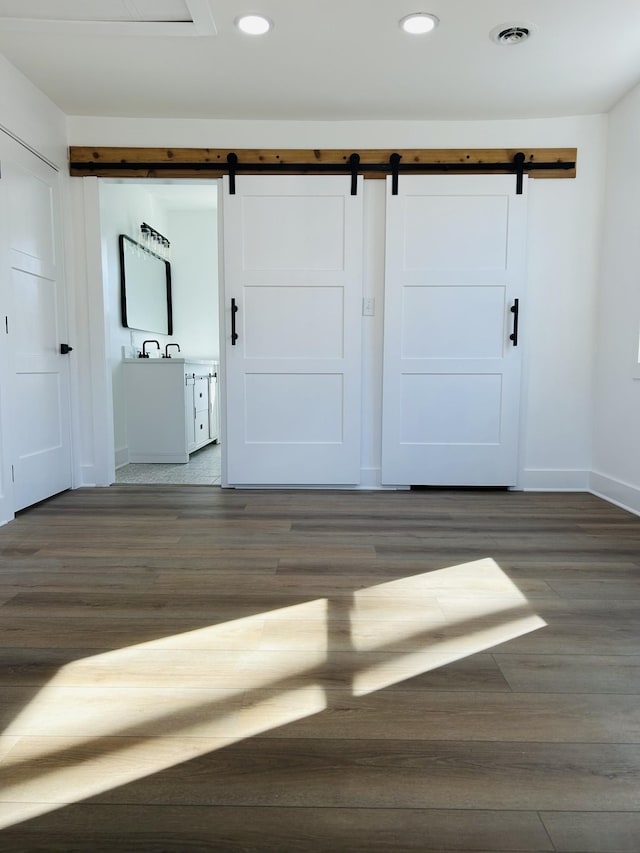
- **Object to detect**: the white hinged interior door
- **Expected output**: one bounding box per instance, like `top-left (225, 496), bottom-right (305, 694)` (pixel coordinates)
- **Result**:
top-left (0, 134), bottom-right (72, 513)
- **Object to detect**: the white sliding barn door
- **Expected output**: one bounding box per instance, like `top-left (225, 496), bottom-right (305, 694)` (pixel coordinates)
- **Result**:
top-left (381, 175), bottom-right (527, 486)
top-left (222, 175), bottom-right (363, 485)
top-left (0, 134), bottom-right (72, 513)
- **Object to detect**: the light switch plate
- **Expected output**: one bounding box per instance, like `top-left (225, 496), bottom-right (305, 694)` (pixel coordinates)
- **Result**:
top-left (362, 297), bottom-right (375, 316)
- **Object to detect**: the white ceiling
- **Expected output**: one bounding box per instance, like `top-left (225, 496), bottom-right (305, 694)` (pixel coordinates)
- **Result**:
top-left (0, 0), bottom-right (639, 121)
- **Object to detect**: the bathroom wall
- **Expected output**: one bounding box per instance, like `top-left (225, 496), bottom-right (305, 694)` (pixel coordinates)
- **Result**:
top-left (167, 207), bottom-right (219, 361)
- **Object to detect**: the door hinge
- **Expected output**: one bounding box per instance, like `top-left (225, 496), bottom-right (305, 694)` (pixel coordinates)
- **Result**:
top-left (4, 316), bottom-right (8, 334)
top-left (11, 465), bottom-right (14, 483)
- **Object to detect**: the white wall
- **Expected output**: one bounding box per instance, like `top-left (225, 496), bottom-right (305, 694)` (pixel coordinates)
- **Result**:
top-left (522, 130), bottom-right (606, 489)
top-left (69, 115), bottom-right (607, 489)
top-left (360, 181), bottom-right (386, 486)
top-left (0, 54), bottom-right (67, 167)
top-left (167, 208), bottom-right (219, 360)
top-left (592, 82), bottom-right (640, 514)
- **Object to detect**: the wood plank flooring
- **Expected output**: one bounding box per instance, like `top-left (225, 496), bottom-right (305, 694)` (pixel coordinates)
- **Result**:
top-left (0, 486), bottom-right (639, 852)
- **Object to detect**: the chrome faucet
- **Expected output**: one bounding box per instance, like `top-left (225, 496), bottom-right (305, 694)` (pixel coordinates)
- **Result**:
top-left (141, 339), bottom-right (160, 358)
top-left (164, 343), bottom-right (181, 358)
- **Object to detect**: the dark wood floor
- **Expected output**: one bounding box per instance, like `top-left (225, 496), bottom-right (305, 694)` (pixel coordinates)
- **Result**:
top-left (0, 486), bottom-right (639, 852)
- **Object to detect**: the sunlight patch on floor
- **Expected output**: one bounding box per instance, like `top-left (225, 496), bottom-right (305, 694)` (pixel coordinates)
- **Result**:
top-left (351, 558), bottom-right (546, 693)
top-left (352, 610), bottom-right (546, 696)
top-left (0, 558), bottom-right (545, 828)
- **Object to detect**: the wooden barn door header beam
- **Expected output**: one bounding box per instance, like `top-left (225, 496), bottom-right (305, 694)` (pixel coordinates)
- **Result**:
top-left (69, 147), bottom-right (577, 193)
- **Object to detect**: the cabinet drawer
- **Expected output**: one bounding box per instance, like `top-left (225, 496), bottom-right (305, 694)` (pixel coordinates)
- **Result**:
top-left (195, 415), bottom-right (209, 438)
top-left (194, 378), bottom-right (209, 413)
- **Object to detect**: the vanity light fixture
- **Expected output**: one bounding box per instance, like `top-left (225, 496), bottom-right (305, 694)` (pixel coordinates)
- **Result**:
top-left (140, 222), bottom-right (170, 260)
top-left (399, 13), bottom-right (439, 35)
top-left (236, 14), bottom-right (273, 35)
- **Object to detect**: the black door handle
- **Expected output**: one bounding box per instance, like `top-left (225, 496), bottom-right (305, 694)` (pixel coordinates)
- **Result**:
top-left (60, 343), bottom-right (73, 354)
top-left (231, 298), bottom-right (239, 346)
top-left (509, 299), bottom-right (519, 347)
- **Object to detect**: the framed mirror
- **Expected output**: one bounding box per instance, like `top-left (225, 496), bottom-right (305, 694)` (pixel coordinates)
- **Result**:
top-left (119, 234), bottom-right (173, 335)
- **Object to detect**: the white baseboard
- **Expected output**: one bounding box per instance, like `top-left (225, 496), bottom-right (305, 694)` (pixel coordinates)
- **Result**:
top-left (359, 467), bottom-right (381, 488)
top-left (590, 471), bottom-right (640, 517)
top-left (357, 467), bottom-right (409, 490)
top-left (519, 468), bottom-right (590, 491)
top-left (128, 452), bottom-right (188, 463)
top-left (79, 464), bottom-right (97, 487)
top-left (114, 446), bottom-right (129, 470)
top-left (73, 462), bottom-right (640, 517)
top-left (79, 465), bottom-right (114, 488)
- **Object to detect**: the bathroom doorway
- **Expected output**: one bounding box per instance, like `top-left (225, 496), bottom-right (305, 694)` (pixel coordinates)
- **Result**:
top-left (115, 442), bottom-right (222, 485)
top-left (98, 179), bottom-right (221, 486)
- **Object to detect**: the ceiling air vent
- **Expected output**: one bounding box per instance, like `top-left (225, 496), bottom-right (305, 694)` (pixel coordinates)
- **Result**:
top-left (492, 25), bottom-right (531, 45)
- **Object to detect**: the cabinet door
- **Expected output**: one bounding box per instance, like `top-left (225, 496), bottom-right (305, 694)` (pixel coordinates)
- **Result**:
top-left (208, 372), bottom-right (220, 442)
top-left (192, 376), bottom-right (209, 450)
top-left (185, 374), bottom-right (197, 452)
top-left (194, 378), bottom-right (208, 413)
top-left (194, 412), bottom-right (209, 446)
top-left (125, 363), bottom-right (189, 463)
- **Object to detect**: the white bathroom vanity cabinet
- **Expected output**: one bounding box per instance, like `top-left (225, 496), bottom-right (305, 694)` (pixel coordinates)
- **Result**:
top-left (124, 359), bottom-right (219, 463)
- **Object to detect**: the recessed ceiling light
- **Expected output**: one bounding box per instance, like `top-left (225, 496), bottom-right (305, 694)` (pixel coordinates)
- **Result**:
top-left (236, 14), bottom-right (272, 36)
top-left (399, 13), bottom-right (439, 35)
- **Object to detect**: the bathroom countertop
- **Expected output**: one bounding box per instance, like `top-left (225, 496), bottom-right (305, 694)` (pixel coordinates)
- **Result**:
top-left (123, 357), bottom-right (217, 365)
